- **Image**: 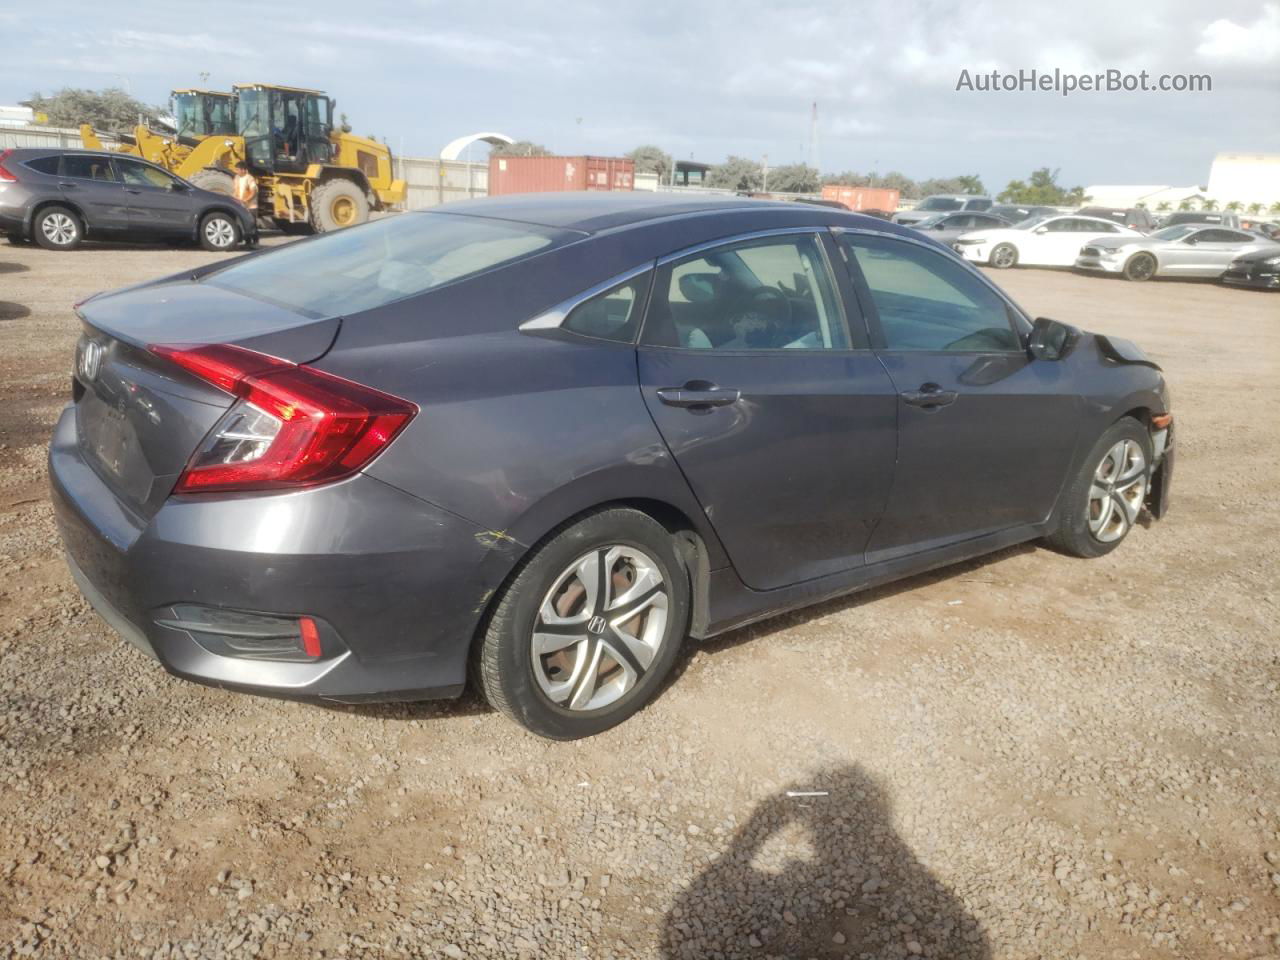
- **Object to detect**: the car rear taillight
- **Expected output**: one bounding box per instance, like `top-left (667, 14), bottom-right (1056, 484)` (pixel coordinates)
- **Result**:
top-left (0, 150), bottom-right (17, 182)
top-left (151, 343), bottom-right (416, 494)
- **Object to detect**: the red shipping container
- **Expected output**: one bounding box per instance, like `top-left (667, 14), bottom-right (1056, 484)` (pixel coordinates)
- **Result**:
top-left (820, 185), bottom-right (900, 212)
top-left (488, 155), bottom-right (635, 195)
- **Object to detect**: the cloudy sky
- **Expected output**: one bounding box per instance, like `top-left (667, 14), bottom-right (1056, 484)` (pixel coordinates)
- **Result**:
top-left (2, 0), bottom-right (1277, 190)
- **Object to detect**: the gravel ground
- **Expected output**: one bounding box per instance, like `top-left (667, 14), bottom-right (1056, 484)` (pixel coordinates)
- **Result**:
top-left (0, 236), bottom-right (1277, 960)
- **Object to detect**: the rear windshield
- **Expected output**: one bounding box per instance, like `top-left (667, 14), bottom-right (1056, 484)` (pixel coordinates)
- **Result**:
top-left (207, 213), bottom-right (577, 315)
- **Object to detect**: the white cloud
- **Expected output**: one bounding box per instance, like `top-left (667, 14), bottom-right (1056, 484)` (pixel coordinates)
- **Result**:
top-left (1196, 3), bottom-right (1280, 63)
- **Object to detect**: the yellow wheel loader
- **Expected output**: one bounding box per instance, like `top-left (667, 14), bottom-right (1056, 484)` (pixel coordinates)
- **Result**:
top-left (80, 84), bottom-right (405, 233)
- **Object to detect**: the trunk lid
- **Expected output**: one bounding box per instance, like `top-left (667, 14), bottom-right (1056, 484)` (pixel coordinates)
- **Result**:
top-left (73, 279), bottom-right (340, 519)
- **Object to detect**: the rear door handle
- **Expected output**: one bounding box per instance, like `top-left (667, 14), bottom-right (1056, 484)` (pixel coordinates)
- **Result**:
top-left (901, 384), bottom-right (958, 409)
top-left (656, 386), bottom-right (741, 409)
top-left (58, 182), bottom-right (77, 188)
top-left (124, 188), bottom-right (142, 195)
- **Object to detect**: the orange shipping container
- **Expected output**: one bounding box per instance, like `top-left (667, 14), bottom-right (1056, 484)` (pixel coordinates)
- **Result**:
top-left (488, 155), bottom-right (635, 195)
top-left (821, 185), bottom-right (900, 212)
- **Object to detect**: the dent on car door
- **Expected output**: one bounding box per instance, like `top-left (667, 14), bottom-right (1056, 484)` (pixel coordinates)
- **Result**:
top-left (635, 230), bottom-right (898, 590)
top-left (837, 231), bottom-right (1083, 563)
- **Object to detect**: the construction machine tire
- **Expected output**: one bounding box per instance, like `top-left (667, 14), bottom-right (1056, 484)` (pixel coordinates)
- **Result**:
top-left (188, 169), bottom-right (235, 196)
top-left (311, 179), bottom-right (370, 232)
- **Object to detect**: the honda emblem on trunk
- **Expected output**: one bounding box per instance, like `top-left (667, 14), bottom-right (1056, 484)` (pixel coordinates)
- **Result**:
top-left (78, 340), bottom-right (103, 382)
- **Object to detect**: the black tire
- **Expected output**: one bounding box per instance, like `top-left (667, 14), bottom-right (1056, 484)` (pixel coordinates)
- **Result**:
top-left (475, 508), bottom-right (691, 740)
top-left (6, 233), bottom-right (30, 245)
top-left (33, 206), bottom-right (83, 251)
top-left (198, 211), bottom-right (240, 252)
top-left (310, 179), bottom-right (370, 232)
top-left (188, 169), bottom-right (234, 196)
top-left (273, 218), bottom-right (315, 236)
top-left (1045, 417), bottom-right (1153, 559)
top-left (1123, 252), bottom-right (1157, 282)
top-left (989, 242), bottom-right (1018, 269)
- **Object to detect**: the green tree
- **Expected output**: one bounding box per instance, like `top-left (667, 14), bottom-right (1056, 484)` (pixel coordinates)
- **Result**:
top-left (626, 145), bottom-right (672, 183)
top-left (706, 156), bottom-right (764, 191)
top-left (1224, 200), bottom-right (1243, 212)
top-left (767, 163), bottom-right (820, 193)
top-left (955, 174), bottom-right (986, 195)
top-left (1270, 201), bottom-right (1280, 214)
top-left (875, 171), bottom-right (920, 198)
top-left (822, 171), bottom-right (871, 186)
top-left (1156, 201), bottom-right (1171, 212)
top-left (492, 140), bottom-right (553, 157)
top-left (1247, 202), bottom-right (1263, 215)
top-left (25, 87), bottom-right (164, 133)
top-left (1202, 198), bottom-right (1219, 211)
top-left (1178, 199), bottom-right (1194, 211)
top-left (996, 167), bottom-right (1086, 206)
top-left (338, 112), bottom-right (352, 134)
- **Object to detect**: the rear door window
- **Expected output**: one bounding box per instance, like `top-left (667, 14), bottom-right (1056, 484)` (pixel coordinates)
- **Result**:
top-left (642, 234), bottom-right (849, 351)
top-left (61, 155), bottom-right (117, 182)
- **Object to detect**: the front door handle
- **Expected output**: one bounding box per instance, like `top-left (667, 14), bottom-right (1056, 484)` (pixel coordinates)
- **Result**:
top-left (901, 383), bottom-right (958, 409)
top-left (656, 385), bottom-right (741, 409)
top-left (58, 181), bottom-right (77, 189)
top-left (124, 188), bottom-right (143, 195)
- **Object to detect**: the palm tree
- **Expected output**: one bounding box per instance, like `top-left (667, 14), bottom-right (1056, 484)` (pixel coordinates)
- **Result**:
top-left (1178, 200), bottom-right (1193, 211)
top-left (1202, 198), bottom-right (1219, 211)
top-left (1156, 201), bottom-right (1171, 213)
top-left (1247, 202), bottom-right (1263, 215)
top-left (1271, 201), bottom-right (1280, 215)
top-left (1225, 201), bottom-right (1243, 212)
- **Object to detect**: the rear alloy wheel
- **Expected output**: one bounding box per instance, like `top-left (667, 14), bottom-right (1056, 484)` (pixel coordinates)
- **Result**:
top-left (199, 212), bottom-right (240, 252)
top-left (1046, 417), bottom-right (1152, 558)
top-left (34, 206), bottom-right (83, 251)
top-left (1123, 252), bottom-right (1157, 282)
top-left (989, 242), bottom-right (1018, 268)
top-left (476, 509), bottom-right (690, 739)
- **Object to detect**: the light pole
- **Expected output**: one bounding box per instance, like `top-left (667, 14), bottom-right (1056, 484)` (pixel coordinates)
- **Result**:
top-left (762, 154), bottom-right (769, 193)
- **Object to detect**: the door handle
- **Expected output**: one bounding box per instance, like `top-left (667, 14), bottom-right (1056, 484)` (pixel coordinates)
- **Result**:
top-left (58, 181), bottom-right (78, 189)
top-left (656, 385), bottom-right (741, 409)
top-left (901, 383), bottom-right (958, 409)
top-left (124, 188), bottom-right (142, 195)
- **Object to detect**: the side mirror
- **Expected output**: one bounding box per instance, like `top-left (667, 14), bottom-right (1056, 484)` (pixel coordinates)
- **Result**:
top-left (169, 181), bottom-right (187, 192)
top-left (1028, 317), bottom-right (1081, 362)
top-left (1033, 226), bottom-right (1048, 235)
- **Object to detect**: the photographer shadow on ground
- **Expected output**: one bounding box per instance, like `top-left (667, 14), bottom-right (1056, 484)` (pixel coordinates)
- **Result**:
top-left (661, 765), bottom-right (991, 960)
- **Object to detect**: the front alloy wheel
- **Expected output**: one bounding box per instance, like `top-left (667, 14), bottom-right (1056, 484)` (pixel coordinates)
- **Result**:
top-left (1088, 439), bottom-right (1147, 543)
top-left (1045, 416), bottom-right (1153, 558)
top-left (532, 546), bottom-right (669, 711)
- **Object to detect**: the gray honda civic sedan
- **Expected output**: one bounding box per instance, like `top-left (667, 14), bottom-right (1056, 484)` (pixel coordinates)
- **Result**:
top-left (50, 193), bottom-right (1174, 739)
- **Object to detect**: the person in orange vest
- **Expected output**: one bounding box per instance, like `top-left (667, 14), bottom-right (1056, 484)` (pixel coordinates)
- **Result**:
top-left (232, 161), bottom-right (258, 212)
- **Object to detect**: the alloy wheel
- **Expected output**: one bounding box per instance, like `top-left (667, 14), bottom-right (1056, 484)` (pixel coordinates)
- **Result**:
top-left (41, 213), bottom-right (77, 246)
top-left (531, 545), bottom-right (669, 711)
top-left (1088, 439), bottom-right (1147, 543)
top-left (205, 218), bottom-right (236, 248)
top-left (1127, 255), bottom-right (1156, 281)
top-left (992, 244), bottom-right (1016, 268)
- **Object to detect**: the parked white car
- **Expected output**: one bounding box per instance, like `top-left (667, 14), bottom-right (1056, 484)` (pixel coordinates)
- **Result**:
top-left (953, 215), bottom-right (1143, 269)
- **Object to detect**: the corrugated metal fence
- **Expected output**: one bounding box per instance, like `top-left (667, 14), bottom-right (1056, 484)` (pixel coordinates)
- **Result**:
top-left (0, 124), bottom-right (122, 150)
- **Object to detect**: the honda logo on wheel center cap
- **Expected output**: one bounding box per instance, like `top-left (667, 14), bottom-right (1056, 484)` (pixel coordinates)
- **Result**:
top-left (588, 615), bottom-right (606, 635)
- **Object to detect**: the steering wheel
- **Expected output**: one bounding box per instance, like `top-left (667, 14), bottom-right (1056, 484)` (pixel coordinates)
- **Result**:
top-left (726, 286), bottom-right (794, 347)
top-left (747, 286), bottom-right (793, 324)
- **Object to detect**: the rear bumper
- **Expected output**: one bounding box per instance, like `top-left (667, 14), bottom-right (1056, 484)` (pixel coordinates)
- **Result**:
top-left (49, 404), bottom-right (497, 703)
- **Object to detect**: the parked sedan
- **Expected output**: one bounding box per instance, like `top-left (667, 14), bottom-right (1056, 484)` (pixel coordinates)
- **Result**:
top-left (953, 215), bottom-right (1143, 268)
top-left (893, 194), bottom-right (993, 226)
top-left (0, 148), bottom-right (256, 251)
top-left (51, 194), bottom-right (1173, 740)
top-left (1075, 224), bottom-right (1280, 281)
top-left (1221, 246), bottom-right (1280, 289)
top-left (908, 211), bottom-right (1011, 245)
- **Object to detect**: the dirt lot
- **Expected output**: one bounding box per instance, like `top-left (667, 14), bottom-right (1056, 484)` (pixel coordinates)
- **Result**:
top-left (0, 236), bottom-right (1277, 960)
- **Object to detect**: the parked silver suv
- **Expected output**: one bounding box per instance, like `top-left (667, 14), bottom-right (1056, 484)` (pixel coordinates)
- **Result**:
top-left (893, 194), bottom-right (993, 227)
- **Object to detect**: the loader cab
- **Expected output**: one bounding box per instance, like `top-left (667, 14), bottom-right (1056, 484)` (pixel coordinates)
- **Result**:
top-left (234, 84), bottom-right (334, 174)
top-left (170, 90), bottom-right (236, 144)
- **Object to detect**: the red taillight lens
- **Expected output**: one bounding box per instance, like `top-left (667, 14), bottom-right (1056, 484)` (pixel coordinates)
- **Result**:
top-left (0, 150), bottom-right (17, 182)
top-left (151, 343), bottom-right (416, 494)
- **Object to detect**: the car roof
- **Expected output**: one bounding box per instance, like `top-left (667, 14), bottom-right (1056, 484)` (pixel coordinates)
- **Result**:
top-left (428, 191), bottom-right (885, 235)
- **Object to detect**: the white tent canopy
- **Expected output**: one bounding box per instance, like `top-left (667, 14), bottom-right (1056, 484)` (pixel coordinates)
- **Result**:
top-left (440, 132), bottom-right (514, 162)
